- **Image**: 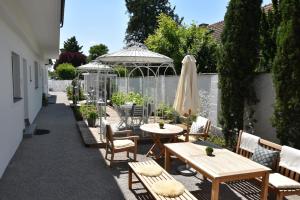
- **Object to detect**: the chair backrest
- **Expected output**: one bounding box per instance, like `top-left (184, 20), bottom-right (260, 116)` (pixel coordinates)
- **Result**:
top-left (236, 131), bottom-right (300, 182)
top-left (194, 116), bottom-right (211, 135)
top-left (105, 123), bottom-right (114, 144)
top-left (132, 105), bottom-right (144, 117)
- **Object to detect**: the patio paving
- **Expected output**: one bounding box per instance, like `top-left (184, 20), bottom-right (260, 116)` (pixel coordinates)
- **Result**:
top-left (0, 92), bottom-right (298, 200)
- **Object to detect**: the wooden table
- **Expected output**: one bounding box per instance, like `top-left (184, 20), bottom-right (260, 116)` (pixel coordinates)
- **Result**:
top-left (164, 142), bottom-right (271, 200)
top-left (140, 123), bottom-right (183, 159)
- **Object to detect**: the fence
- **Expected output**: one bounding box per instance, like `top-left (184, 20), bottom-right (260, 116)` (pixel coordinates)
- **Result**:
top-left (48, 73), bottom-right (278, 142)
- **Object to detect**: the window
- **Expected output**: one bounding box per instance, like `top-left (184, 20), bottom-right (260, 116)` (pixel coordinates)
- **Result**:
top-left (34, 61), bottom-right (38, 89)
top-left (29, 65), bottom-right (32, 82)
top-left (12, 52), bottom-right (21, 102)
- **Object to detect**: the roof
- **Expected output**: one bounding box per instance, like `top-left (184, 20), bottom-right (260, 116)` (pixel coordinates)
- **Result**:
top-left (96, 43), bottom-right (173, 65)
top-left (207, 21), bottom-right (224, 43)
top-left (77, 62), bottom-right (113, 72)
top-left (208, 3), bottom-right (273, 43)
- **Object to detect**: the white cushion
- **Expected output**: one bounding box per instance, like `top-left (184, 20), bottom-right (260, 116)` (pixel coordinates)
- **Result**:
top-left (269, 173), bottom-right (300, 189)
top-left (190, 121), bottom-right (204, 134)
top-left (113, 139), bottom-right (134, 149)
top-left (279, 146), bottom-right (300, 174)
top-left (152, 180), bottom-right (185, 197)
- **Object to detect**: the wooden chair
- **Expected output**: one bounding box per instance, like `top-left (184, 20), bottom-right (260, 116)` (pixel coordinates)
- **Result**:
top-left (178, 116), bottom-right (211, 142)
top-left (130, 104), bottom-right (144, 127)
top-left (236, 131), bottom-right (300, 200)
top-left (105, 124), bottom-right (139, 166)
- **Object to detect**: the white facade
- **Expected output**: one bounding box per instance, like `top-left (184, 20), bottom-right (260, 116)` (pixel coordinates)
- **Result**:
top-left (0, 0), bottom-right (63, 178)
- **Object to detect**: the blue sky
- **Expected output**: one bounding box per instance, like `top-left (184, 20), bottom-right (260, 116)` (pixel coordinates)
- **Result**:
top-left (60, 0), bottom-right (272, 55)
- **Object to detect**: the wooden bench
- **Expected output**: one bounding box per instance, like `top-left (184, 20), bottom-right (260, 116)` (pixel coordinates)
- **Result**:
top-left (236, 131), bottom-right (300, 200)
top-left (128, 160), bottom-right (197, 200)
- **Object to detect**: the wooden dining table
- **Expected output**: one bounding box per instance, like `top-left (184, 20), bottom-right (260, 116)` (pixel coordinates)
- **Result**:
top-left (164, 142), bottom-right (271, 200)
top-left (140, 123), bottom-right (183, 159)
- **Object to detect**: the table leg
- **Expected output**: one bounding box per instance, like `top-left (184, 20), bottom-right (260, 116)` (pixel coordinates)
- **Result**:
top-left (165, 148), bottom-right (171, 172)
top-left (128, 167), bottom-right (132, 190)
top-left (211, 179), bottom-right (220, 200)
top-left (260, 172), bottom-right (269, 200)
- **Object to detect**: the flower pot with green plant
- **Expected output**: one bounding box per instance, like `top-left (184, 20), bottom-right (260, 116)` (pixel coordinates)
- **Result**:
top-left (87, 111), bottom-right (98, 127)
top-left (80, 104), bottom-right (98, 127)
top-left (159, 121), bottom-right (165, 129)
top-left (205, 146), bottom-right (214, 156)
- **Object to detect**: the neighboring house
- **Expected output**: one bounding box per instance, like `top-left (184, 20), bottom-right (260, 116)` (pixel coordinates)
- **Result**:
top-left (208, 3), bottom-right (273, 42)
top-left (0, 0), bottom-right (65, 178)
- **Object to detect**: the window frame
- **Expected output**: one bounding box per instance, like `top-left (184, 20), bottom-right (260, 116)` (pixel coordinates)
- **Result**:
top-left (11, 52), bottom-right (22, 103)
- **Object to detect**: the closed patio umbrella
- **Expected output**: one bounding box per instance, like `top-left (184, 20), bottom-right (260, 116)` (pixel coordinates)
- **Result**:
top-left (173, 55), bottom-right (199, 176)
top-left (173, 55), bottom-right (199, 115)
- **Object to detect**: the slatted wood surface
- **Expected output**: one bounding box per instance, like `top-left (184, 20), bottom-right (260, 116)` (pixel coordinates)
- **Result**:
top-left (165, 142), bottom-right (270, 180)
top-left (128, 160), bottom-right (197, 200)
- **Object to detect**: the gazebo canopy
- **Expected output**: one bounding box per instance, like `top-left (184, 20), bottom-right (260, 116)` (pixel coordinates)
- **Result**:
top-left (96, 43), bottom-right (173, 65)
top-left (77, 62), bottom-right (113, 72)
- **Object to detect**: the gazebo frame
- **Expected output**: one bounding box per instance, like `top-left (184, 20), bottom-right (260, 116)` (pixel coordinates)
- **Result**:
top-left (96, 43), bottom-right (176, 122)
top-left (77, 62), bottom-right (117, 135)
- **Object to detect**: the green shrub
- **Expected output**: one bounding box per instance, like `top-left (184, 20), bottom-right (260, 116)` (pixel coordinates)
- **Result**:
top-left (111, 92), bottom-right (145, 106)
top-left (207, 135), bottom-right (226, 148)
top-left (66, 85), bottom-right (85, 101)
top-left (56, 63), bottom-right (76, 80)
top-left (272, 0), bottom-right (300, 148)
top-left (73, 106), bottom-right (83, 121)
top-left (79, 104), bottom-right (98, 119)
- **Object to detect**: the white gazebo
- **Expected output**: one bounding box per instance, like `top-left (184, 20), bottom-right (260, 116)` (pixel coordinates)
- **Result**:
top-left (96, 43), bottom-right (176, 120)
top-left (77, 62), bottom-right (117, 135)
top-left (77, 62), bottom-right (117, 102)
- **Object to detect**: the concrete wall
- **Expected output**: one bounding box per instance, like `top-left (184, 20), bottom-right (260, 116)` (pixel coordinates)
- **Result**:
top-left (48, 80), bottom-right (72, 92)
top-left (116, 74), bottom-right (220, 126)
top-left (253, 73), bottom-right (277, 142)
top-left (116, 73), bottom-right (277, 142)
top-left (0, 16), bottom-right (44, 178)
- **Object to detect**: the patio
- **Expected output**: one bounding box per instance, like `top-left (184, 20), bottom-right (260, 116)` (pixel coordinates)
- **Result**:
top-left (0, 92), bottom-right (298, 200)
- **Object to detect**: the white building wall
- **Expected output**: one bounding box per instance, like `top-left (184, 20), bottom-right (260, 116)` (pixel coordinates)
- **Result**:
top-left (0, 16), bottom-right (43, 178)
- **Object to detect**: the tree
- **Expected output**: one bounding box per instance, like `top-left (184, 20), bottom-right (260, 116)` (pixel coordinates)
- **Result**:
top-left (272, 0), bottom-right (300, 148)
top-left (257, 0), bottom-right (280, 72)
top-left (125, 0), bottom-right (182, 43)
top-left (87, 44), bottom-right (109, 62)
top-left (62, 36), bottom-right (83, 53)
top-left (217, 0), bottom-right (262, 147)
top-left (145, 14), bottom-right (218, 73)
top-left (54, 52), bottom-right (87, 69)
top-left (56, 63), bottom-right (76, 80)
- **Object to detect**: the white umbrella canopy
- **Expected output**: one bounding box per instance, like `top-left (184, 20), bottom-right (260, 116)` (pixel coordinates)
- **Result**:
top-left (173, 55), bottom-right (199, 115)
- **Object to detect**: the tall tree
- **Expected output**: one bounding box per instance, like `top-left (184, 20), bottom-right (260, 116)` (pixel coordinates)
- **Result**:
top-left (87, 44), bottom-right (109, 62)
top-left (125, 0), bottom-right (182, 43)
top-left (272, 0), bottom-right (300, 148)
top-left (217, 0), bottom-right (262, 146)
top-left (257, 0), bottom-right (280, 72)
top-left (62, 36), bottom-right (83, 53)
top-left (145, 14), bottom-right (218, 74)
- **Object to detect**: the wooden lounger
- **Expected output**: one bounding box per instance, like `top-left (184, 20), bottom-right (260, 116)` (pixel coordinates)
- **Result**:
top-left (128, 160), bottom-right (197, 200)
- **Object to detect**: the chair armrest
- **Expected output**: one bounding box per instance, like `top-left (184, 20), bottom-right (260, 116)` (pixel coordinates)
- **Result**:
top-left (113, 135), bottom-right (139, 140)
top-left (114, 130), bottom-right (133, 137)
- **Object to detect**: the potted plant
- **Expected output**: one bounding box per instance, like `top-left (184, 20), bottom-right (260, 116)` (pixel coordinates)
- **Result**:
top-left (159, 121), bottom-right (165, 129)
top-left (87, 111), bottom-right (98, 127)
top-left (80, 104), bottom-right (98, 127)
top-left (205, 147), bottom-right (214, 156)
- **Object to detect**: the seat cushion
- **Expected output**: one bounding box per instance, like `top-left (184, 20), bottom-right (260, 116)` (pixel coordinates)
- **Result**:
top-left (152, 180), bottom-right (185, 197)
top-left (113, 139), bottom-right (134, 149)
top-left (190, 120), bottom-right (204, 134)
top-left (251, 145), bottom-right (279, 168)
top-left (269, 173), bottom-right (300, 189)
top-left (178, 135), bottom-right (198, 143)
